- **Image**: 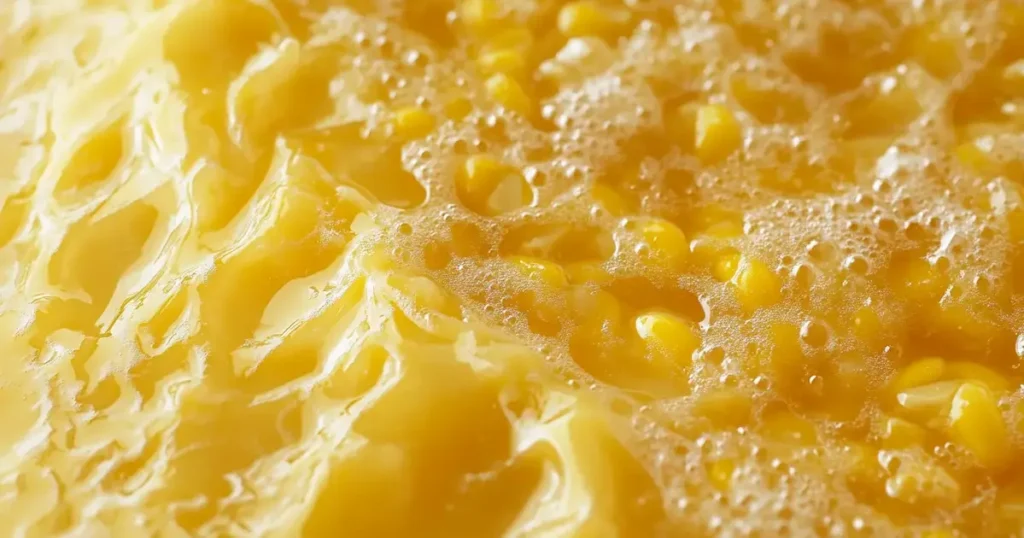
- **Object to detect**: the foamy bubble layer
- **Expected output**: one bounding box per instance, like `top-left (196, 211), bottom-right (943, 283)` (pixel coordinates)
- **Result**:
top-left (2, 0), bottom-right (1024, 536)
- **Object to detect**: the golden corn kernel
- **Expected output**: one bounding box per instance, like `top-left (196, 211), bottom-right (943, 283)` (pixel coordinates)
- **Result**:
top-left (694, 388), bottom-right (752, 428)
top-left (733, 257), bottom-right (782, 311)
top-left (704, 221), bottom-right (742, 238)
top-left (882, 416), bottom-right (927, 449)
top-left (391, 106), bottom-right (436, 139)
top-left (460, 0), bottom-right (502, 34)
top-left (712, 250), bottom-right (741, 282)
top-left (944, 361), bottom-right (1011, 392)
top-left (638, 218), bottom-right (688, 266)
top-left (921, 530), bottom-right (955, 538)
top-left (635, 311), bottom-right (700, 366)
top-left (477, 48), bottom-right (527, 79)
top-left (638, 218), bottom-right (688, 267)
top-left (485, 73), bottom-right (532, 115)
top-left (571, 287), bottom-right (621, 331)
top-left (508, 256), bottom-right (568, 288)
top-left (896, 380), bottom-right (961, 413)
top-left (591, 184), bottom-right (629, 216)
top-left (955, 140), bottom-right (998, 176)
top-left (707, 459), bottom-right (735, 491)
top-left (900, 258), bottom-right (948, 302)
top-left (445, 96), bottom-right (473, 121)
top-left (483, 27), bottom-right (533, 53)
top-left (948, 382), bottom-right (1010, 468)
top-left (556, 1), bottom-right (629, 38)
top-left (761, 410), bottom-right (817, 445)
top-left (695, 104), bottom-right (743, 165)
top-left (852, 306), bottom-right (882, 344)
top-left (890, 357), bottom-right (946, 393)
top-left (563, 261), bottom-right (611, 285)
top-left (457, 154), bottom-right (533, 216)
top-left (880, 449), bottom-right (961, 506)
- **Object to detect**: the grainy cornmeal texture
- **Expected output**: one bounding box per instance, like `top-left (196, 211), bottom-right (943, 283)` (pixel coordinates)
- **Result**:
top-left (4, 0), bottom-right (1024, 536)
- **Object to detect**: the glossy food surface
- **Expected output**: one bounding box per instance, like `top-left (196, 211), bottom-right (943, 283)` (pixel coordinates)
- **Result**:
top-left (3, 0), bottom-right (1024, 536)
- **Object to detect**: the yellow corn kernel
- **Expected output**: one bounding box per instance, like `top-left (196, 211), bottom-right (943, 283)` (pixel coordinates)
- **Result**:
top-left (733, 257), bottom-right (782, 311)
top-left (921, 530), bottom-right (955, 538)
top-left (944, 361), bottom-right (1011, 392)
top-left (955, 140), bottom-right (998, 176)
top-left (852, 306), bottom-right (882, 344)
top-left (477, 48), bottom-right (527, 79)
top-left (704, 220), bottom-right (742, 238)
top-left (445, 96), bottom-right (473, 121)
top-left (591, 184), bottom-right (629, 216)
top-left (556, 1), bottom-right (629, 38)
top-left (761, 410), bottom-right (817, 445)
top-left (508, 256), bottom-right (568, 287)
top-left (949, 382), bottom-right (1010, 468)
top-left (571, 288), bottom-right (622, 332)
top-left (890, 357), bottom-right (946, 393)
top-left (900, 258), bottom-right (948, 302)
top-left (483, 27), bottom-right (534, 53)
top-left (707, 459), bottom-right (735, 491)
top-left (391, 106), bottom-right (436, 139)
top-left (693, 388), bottom-right (752, 428)
top-left (460, 0), bottom-right (502, 34)
top-left (712, 250), bottom-right (740, 282)
top-left (485, 73), bottom-right (532, 115)
top-left (896, 380), bottom-right (961, 413)
top-left (563, 261), bottom-right (611, 285)
top-left (695, 104), bottom-right (742, 165)
top-left (635, 311), bottom-right (700, 366)
top-left (457, 154), bottom-right (533, 216)
top-left (880, 449), bottom-right (961, 506)
top-left (638, 218), bottom-right (688, 267)
top-left (882, 416), bottom-right (927, 449)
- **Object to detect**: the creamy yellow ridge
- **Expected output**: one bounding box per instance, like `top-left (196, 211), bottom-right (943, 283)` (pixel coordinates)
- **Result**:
top-left (3, 1), bottom-right (1024, 536)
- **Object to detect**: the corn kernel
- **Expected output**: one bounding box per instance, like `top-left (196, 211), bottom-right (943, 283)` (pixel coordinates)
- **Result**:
top-left (457, 154), bottom-right (533, 216)
top-left (591, 184), bottom-right (628, 216)
top-left (882, 416), bottom-right (927, 449)
top-left (638, 218), bottom-right (688, 267)
top-left (635, 311), bottom-right (700, 366)
top-left (694, 388), bottom-right (752, 428)
top-left (852, 306), bottom-right (882, 344)
top-left (880, 449), bottom-right (961, 506)
top-left (563, 261), bottom-right (611, 285)
top-left (571, 288), bottom-right (622, 332)
top-left (460, 0), bottom-right (502, 34)
top-left (945, 361), bottom-right (1011, 392)
top-left (761, 410), bottom-right (817, 445)
top-left (900, 258), bottom-right (948, 302)
top-left (445, 96), bottom-right (473, 121)
top-left (948, 382), bottom-right (1010, 468)
top-left (508, 256), bottom-right (568, 288)
top-left (704, 221), bottom-right (742, 238)
top-left (955, 140), bottom-right (998, 176)
top-left (695, 104), bottom-right (742, 165)
top-left (477, 48), bottom-right (527, 79)
top-left (391, 106), bottom-right (436, 139)
top-left (733, 257), bottom-right (782, 311)
top-left (557, 1), bottom-right (629, 38)
top-left (713, 250), bottom-right (740, 282)
top-left (707, 459), bottom-right (735, 491)
top-left (485, 73), bottom-right (532, 115)
top-left (890, 357), bottom-right (946, 393)
top-left (896, 380), bottom-right (960, 413)
top-left (483, 27), bottom-right (533, 53)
